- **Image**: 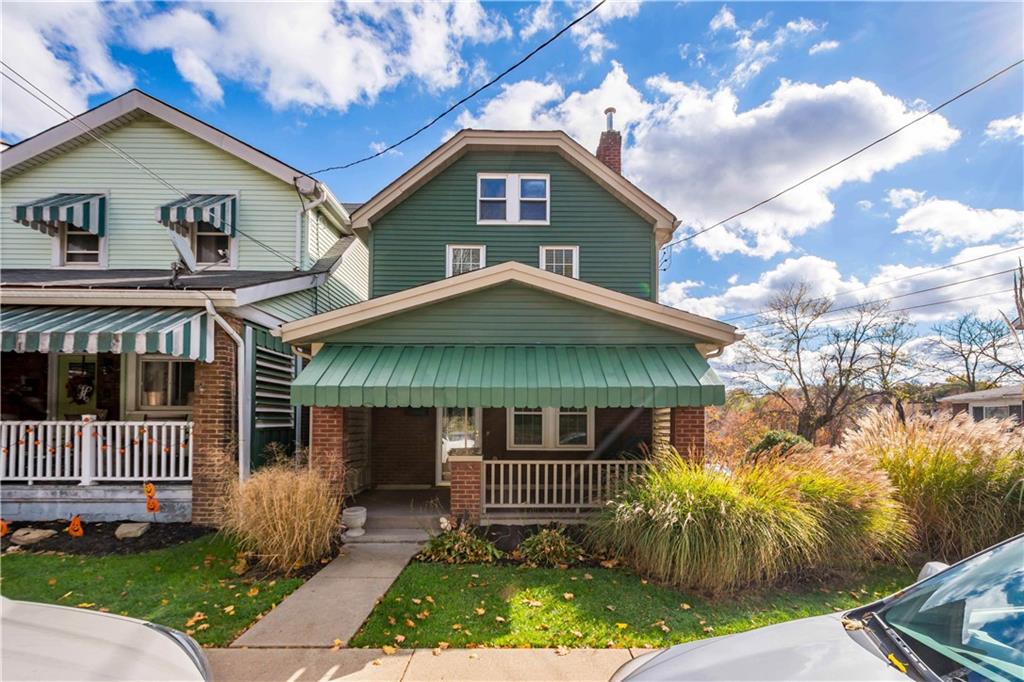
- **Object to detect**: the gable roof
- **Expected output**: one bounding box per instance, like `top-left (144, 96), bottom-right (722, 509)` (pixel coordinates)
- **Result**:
top-left (349, 130), bottom-right (680, 247)
top-left (0, 89), bottom-right (347, 225)
top-left (937, 385), bottom-right (1023, 403)
top-left (280, 260), bottom-right (740, 350)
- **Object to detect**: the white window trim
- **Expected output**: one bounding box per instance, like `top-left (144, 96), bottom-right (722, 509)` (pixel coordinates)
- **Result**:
top-left (53, 224), bottom-right (109, 269)
top-left (192, 221), bottom-right (239, 269)
top-left (445, 244), bottom-right (487, 277)
top-left (538, 245), bottom-right (579, 279)
top-left (477, 173), bottom-right (550, 225)
top-left (128, 355), bottom-right (196, 416)
top-left (506, 407), bottom-right (594, 451)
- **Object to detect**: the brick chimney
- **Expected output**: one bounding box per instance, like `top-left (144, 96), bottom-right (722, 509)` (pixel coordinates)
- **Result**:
top-left (595, 107), bottom-right (621, 173)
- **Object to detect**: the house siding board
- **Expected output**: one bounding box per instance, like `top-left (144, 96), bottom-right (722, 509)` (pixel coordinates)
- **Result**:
top-left (1, 115), bottom-right (300, 271)
top-left (325, 283), bottom-right (695, 345)
top-left (369, 151), bottom-right (656, 299)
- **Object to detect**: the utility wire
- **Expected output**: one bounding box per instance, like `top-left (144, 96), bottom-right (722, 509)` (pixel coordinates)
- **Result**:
top-left (1, 63), bottom-right (301, 269)
top-left (724, 245), bottom-right (1024, 323)
top-left (308, 0), bottom-right (607, 175)
top-left (663, 59), bottom-right (1024, 250)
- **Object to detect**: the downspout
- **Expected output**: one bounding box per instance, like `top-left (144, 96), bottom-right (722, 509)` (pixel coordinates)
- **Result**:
top-left (294, 180), bottom-right (330, 270)
top-left (204, 299), bottom-right (249, 482)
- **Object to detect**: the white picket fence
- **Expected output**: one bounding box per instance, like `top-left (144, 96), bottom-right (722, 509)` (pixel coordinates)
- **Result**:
top-left (0, 420), bottom-right (193, 484)
top-left (483, 459), bottom-right (647, 514)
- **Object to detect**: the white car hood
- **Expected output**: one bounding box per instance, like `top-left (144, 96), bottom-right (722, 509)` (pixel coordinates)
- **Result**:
top-left (622, 613), bottom-right (908, 681)
top-left (2, 598), bottom-right (206, 682)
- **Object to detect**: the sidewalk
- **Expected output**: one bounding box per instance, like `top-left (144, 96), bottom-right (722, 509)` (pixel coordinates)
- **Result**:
top-left (209, 647), bottom-right (645, 681)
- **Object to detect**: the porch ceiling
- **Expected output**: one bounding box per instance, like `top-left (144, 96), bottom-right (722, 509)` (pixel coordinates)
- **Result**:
top-left (292, 344), bottom-right (724, 408)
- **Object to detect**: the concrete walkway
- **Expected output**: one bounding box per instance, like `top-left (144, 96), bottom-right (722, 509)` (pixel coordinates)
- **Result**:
top-left (209, 647), bottom-right (645, 681)
top-left (232, 542), bottom-right (421, 648)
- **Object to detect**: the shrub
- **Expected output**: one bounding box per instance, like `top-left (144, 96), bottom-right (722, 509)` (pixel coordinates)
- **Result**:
top-left (746, 430), bottom-right (810, 463)
top-left (841, 410), bottom-right (1024, 561)
top-left (587, 447), bottom-right (909, 593)
top-left (515, 528), bottom-right (585, 567)
top-left (221, 464), bottom-right (340, 573)
top-left (418, 526), bottom-right (503, 564)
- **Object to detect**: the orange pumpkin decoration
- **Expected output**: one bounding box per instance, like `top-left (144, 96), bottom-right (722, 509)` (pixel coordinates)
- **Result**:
top-left (25, 426), bottom-right (33, 433)
top-left (146, 497), bottom-right (161, 513)
top-left (0, 519), bottom-right (9, 537)
top-left (67, 515), bottom-right (84, 538)
top-left (143, 482), bottom-right (156, 498)
top-left (33, 440), bottom-right (40, 446)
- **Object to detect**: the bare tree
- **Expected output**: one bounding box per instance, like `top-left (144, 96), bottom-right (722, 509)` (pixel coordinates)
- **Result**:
top-left (929, 314), bottom-right (1019, 390)
top-left (867, 314), bottom-right (917, 423)
top-left (734, 282), bottom-right (894, 442)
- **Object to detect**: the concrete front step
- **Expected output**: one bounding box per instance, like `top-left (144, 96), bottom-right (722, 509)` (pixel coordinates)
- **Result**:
top-left (364, 513), bottom-right (441, 531)
top-left (343, 529), bottom-right (431, 544)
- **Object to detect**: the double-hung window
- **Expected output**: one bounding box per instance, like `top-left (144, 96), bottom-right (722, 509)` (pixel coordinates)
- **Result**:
top-left (477, 173), bottom-right (549, 224)
top-left (194, 222), bottom-right (231, 265)
top-left (137, 357), bottom-right (195, 409)
top-left (507, 407), bottom-right (594, 450)
top-left (446, 245), bottom-right (486, 277)
top-left (62, 225), bottom-right (101, 265)
top-left (539, 245), bottom-right (579, 278)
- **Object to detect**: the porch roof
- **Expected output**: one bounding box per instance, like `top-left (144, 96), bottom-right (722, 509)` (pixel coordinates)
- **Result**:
top-left (0, 305), bottom-right (214, 361)
top-left (292, 344), bottom-right (724, 408)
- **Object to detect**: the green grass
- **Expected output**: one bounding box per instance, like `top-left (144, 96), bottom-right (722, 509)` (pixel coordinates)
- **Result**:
top-left (0, 535), bottom-right (306, 647)
top-left (349, 562), bottom-right (915, 649)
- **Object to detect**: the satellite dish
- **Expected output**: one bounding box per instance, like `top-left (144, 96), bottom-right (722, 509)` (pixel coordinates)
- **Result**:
top-left (167, 229), bottom-right (198, 273)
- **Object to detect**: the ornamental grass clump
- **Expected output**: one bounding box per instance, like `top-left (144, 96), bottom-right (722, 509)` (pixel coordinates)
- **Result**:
top-left (587, 447), bottom-right (910, 593)
top-left (841, 409), bottom-right (1024, 561)
top-left (221, 464), bottom-right (340, 573)
top-left (515, 527), bottom-right (585, 567)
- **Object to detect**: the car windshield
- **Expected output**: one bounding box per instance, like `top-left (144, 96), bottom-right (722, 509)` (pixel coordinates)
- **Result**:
top-left (877, 537), bottom-right (1024, 682)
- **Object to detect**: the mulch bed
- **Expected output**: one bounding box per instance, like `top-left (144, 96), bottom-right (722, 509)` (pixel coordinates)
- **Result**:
top-left (0, 520), bottom-right (213, 556)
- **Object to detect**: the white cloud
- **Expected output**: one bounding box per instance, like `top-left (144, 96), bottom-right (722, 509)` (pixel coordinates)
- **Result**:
top-left (709, 5), bottom-right (737, 32)
top-left (857, 200), bottom-right (873, 211)
top-left (808, 39), bottom-right (840, 55)
top-left (569, 0), bottom-right (641, 63)
top-left (518, 0), bottom-right (556, 41)
top-left (726, 17), bottom-right (824, 87)
top-left (886, 188), bottom-right (927, 209)
top-left (0, 1), bottom-right (134, 138)
top-left (985, 114), bottom-right (1024, 141)
top-left (892, 196), bottom-right (1024, 250)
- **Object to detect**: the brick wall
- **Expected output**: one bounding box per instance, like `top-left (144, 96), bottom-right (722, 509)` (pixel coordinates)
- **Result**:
top-left (343, 407), bottom-right (371, 493)
top-left (309, 406), bottom-right (347, 498)
top-left (191, 315), bottom-right (242, 526)
top-left (481, 407), bottom-right (651, 459)
top-left (596, 130), bottom-right (622, 173)
top-left (669, 406), bottom-right (706, 459)
top-left (449, 455), bottom-right (481, 523)
top-left (369, 407), bottom-right (435, 486)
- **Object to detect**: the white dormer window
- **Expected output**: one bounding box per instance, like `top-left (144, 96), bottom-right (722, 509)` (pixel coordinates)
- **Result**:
top-left (446, 244), bottom-right (486, 277)
top-left (194, 222), bottom-right (231, 265)
top-left (477, 173), bottom-right (549, 225)
top-left (539, 245), bottom-right (579, 278)
top-left (61, 225), bottom-right (102, 265)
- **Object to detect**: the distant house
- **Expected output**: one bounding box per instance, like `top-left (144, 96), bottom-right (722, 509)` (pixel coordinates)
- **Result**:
top-left (0, 90), bottom-right (367, 523)
top-left (938, 385), bottom-right (1023, 422)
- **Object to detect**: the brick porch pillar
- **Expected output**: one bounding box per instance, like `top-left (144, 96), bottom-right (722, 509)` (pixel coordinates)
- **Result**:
top-left (449, 453), bottom-right (482, 524)
top-left (669, 406), bottom-right (706, 459)
top-left (310, 406), bottom-right (346, 499)
top-left (191, 316), bottom-right (243, 527)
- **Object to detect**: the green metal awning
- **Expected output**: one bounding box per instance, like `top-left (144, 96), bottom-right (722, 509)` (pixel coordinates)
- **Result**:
top-left (292, 344), bottom-right (724, 408)
top-left (156, 194), bottom-right (236, 236)
top-left (12, 193), bottom-right (107, 237)
top-left (1, 306), bottom-right (215, 362)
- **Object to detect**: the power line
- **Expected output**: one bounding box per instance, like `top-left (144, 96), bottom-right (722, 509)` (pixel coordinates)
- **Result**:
top-left (663, 59), bottom-right (1024, 251)
top-left (308, 0), bottom-right (607, 175)
top-left (1, 63), bottom-right (301, 269)
top-left (724, 245), bottom-right (1024, 323)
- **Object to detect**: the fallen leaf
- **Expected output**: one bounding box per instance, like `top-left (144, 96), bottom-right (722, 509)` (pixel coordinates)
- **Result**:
top-left (451, 623), bottom-right (462, 630)
top-left (382, 645), bottom-right (397, 656)
top-left (605, 605), bottom-right (616, 612)
top-left (438, 641), bottom-right (450, 650)
top-left (525, 599), bottom-right (543, 608)
top-left (659, 624), bottom-right (671, 633)
top-left (332, 639), bottom-right (343, 650)
top-left (185, 611), bottom-right (206, 627)
top-left (555, 645), bottom-right (570, 657)
top-left (405, 618), bottom-right (416, 628)
top-left (641, 579), bottom-right (648, 585)
top-left (583, 573), bottom-right (593, 581)
top-left (76, 603), bottom-right (95, 608)
top-left (495, 616), bottom-right (506, 623)
top-left (680, 603), bottom-right (691, 610)
top-left (223, 605), bottom-right (235, 615)
top-left (432, 648), bottom-right (443, 656)
top-left (425, 596), bottom-right (435, 604)
top-left (599, 559), bottom-right (618, 569)
top-left (469, 653), bottom-right (478, 659)
top-left (47, 578), bottom-right (57, 586)
top-left (411, 598), bottom-right (422, 605)
top-left (563, 592), bottom-right (574, 601)
top-left (474, 607), bottom-right (486, 615)
top-left (160, 599), bottom-right (170, 606)
top-left (371, 659), bottom-right (382, 667)
top-left (616, 622), bottom-right (629, 629)
top-left (703, 626), bottom-right (714, 633)
top-left (394, 634), bottom-right (406, 644)
top-left (573, 629), bottom-right (583, 638)
top-left (247, 587), bottom-right (259, 597)
top-left (387, 616), bottom-right (397, 625)
top-left (196, 623), bottom-right (210, 631)
top-left (58, 591), bottom-right (73, 601)
top-left (536, 623), bottom-right (549, 631)
top-left (416, 609), bottom-right (430, 620)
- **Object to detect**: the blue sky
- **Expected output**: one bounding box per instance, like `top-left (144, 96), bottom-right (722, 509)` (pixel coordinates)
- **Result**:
top-left (2, 1), bottom-right (1022, 330)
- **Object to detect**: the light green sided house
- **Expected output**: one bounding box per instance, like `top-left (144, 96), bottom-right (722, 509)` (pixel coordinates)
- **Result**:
top-left (282, 120), bottom-right (742, 524)
top-left (0, 90), bottom-right (366, 523)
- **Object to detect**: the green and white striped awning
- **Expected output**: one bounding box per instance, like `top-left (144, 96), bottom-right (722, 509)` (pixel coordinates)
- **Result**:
top-left (156, 194), bottom-right (236, 236)
top-left (0, 306), bottom-right (215, 362)
top-left (12, 193), bottom-right (107, 237)
top-left (292, 344), bottom-right (724, 408)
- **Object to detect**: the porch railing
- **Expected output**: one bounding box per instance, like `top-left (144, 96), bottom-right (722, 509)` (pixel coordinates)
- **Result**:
top-left (483, 459), bottom-right (648, 514)
top-left (1, 420), bottom-right (193, 484)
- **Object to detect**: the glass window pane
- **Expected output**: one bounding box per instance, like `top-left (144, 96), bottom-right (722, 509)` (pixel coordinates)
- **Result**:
top-left (65, 252), bottom-right (99, 263)
top-left (513, 410), bottom-right (543, 446)
top-left (66, 233), bottom-right (98, 252)
top-left (543, 248), bottom-right (574, 277)
top-left (479, 200), bottom-right (506, 221)
top-left (171, 362), bottom-right (195, 406)
top-left (197, 234), bottom-right (229, 263)
top-left (451, 247), bottom-right (482, 275)
top-left (520, 178), bottom-right (547, 199)
top-left (479, 178), bottom-right (506, 198)
top-left (558, 411), bottom-right (588, 446)
top-left (520, 200), bottom-right (547, 221)
top-left (141, 362), bottom-right (169, 407)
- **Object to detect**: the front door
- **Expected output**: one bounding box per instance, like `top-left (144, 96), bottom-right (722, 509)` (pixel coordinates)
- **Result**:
top-left (437, 407), bottom-right (482, 485)
top-left (56, 354), bottom-right (98, 419)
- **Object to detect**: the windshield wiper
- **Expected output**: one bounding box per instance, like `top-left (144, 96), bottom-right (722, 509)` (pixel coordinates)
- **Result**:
top-left (865, 612), bottom-right (942, 682)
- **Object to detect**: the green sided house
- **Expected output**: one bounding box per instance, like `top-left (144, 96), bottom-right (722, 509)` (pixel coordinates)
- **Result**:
top-left (281, 119), bottom-right (741, 523)
top-left (0, 90), bottom-right (366, 523)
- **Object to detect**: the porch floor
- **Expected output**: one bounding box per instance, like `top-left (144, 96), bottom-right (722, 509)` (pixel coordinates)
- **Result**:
top-left (347, 488), bottom-right (448, 540)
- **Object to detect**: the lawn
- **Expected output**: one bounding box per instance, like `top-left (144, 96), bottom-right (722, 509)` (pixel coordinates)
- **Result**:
top-left (349, 561), bottom-right (915, 649)
top-left (0, 534), bottom-right (306, 647)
